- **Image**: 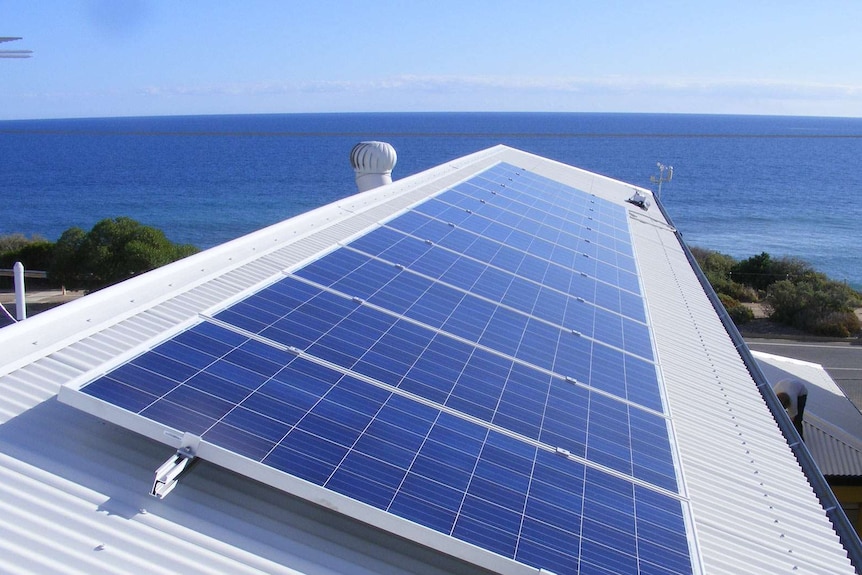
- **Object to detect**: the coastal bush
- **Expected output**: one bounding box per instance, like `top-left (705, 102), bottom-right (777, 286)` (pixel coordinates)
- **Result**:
top-left (766, 276), bottom-right (862, 336)
top-left (731, 252), bottom-right (815, 292)
top-left (692, 245), bottom-right (861, 337)
top-left (711, 277), bottom-right (759, 303)
top-left (1, 221), bottom-right (199, 291)
top-left (690, 247), bottom-right (757, 302)
top-left (52, 217), bottom-right (199, 290)
top-left (690, 246), bottom-right (735, 280)
top-left (718, 293), bottom-right (755, 325)
top-left (0, 233), bottom-right (47, 256)
top-left (0, 234), bottom-right (55, 290)
top-left (0, 237), bottom-right (54, 270)
top-left (48, 227), bottom-right (87, 289)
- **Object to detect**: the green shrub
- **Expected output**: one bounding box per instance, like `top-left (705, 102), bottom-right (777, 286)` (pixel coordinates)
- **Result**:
top-left (732, 252), bottom-right (817, 291)
top-left (0, 233), bottom-right (44, 255)
top-left (693, 245), bottom-right (862, 337)
top-left (0, 240), bottom-right (55, 270)
top-left (48, 227), bottom-right (87, 289)
top-left (802, 310), bottom-right (861, 338)
top-left (3, 220), bottom-right (199, 292)
top-left (711, 277), bottom-right (759, 302)
top-left (766, 277), bottom-right (862, 336)
top-left (50, 217), bottom-right (198, 290)
top-left (718, 293), bottom-right (755, 325)
top-left (730, 252), bottom-right (773, 291)
top-left (691, 246), bottom-right (736, 279)
top-left (691, 247), bottom-right (759, 302)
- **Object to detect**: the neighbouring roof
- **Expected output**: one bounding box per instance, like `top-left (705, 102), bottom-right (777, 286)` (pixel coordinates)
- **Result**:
top-left (0, 145), bottom-right (856, 575)
top-left (755, 351), bottom-right (862, 478)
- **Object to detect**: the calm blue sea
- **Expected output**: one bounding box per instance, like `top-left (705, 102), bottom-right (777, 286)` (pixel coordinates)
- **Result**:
top-left (2, 113), bottom-right (861, 288)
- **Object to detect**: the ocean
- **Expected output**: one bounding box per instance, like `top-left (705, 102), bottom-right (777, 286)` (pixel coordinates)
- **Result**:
top-left (2, 112), bottom-right (861, 289)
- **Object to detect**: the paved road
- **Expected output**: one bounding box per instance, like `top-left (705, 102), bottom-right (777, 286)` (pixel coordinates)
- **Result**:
top-left (745, 337), bottom-right (862, 408)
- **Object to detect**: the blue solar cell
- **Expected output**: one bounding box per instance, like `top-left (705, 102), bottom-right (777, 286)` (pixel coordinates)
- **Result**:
top-left (527, 491), bottom-right (583, 533)
top-left (436, 187), bottom-right (474, 208)
top-left (107, 363), bottom-right (179, 397)
top-left (620, 291), bottom-right (647, 322)
top-left (131, 352), bottom-right (199, 384)
top-left (478, 311), bottom-right (526, 357)
top-left (435, 254), bottom-right (482, 287)
top-left (551, 331), bottom-right (592, 383)
top-left (154, 340), bottom-right (218, 370)
top-left (623, 321), bottom-right (653, 360)
top-left (388, 490), bottom-right (459, 533)
top-left (205, 358), bottom-right (269, 391)
top-left (517, 535), bottom-right (579, 575)
top-left (419, 437), bottom-right (482, 475)
top-left (515, 255), bottom-right (551, 286)
top-left (516, 322), bottom-right (559, 367)
top-left (352, 433), bottom-right (415, 469)
top-left (365, 418), bottom-right (426, 453)
top-left (215, 307), bottom-right (271, 333)
top-left (579, 539), bottom-right (638, 575)
top-left (634, 494), bottom-right (692, 574)
top-left (464, 265), bottom-right (510, 302)
top-left (83, 377), bottom-right (157, 412)
top-left (168, 331), bottom-right (231, 360)
top-left (590, 345), bottom-right (628, 398)
top-left (141, 399), bottom-right (215, 436)
top-left (265, 433), bottom-right (340, 483)
top-left (414, 200), bottom-right (474, 227)
top-left (330, 450), bottom-right (406, 498)
top-left (454, 211), bottom-right (498, 238)
top-left (162, 385), bottom-right (233, 420)
top-left (618, 269), bottom-right (641, 295)
top-left (454, 497), bottom-right (520, 556)
top-left (222, 346), bottom-right (283, 378)
top-left (624, 355), bottom-right (664, 412)
top-left (238, 390), bottom-right (305, 431)
top-left (221, 403), bottom-right (292, 442)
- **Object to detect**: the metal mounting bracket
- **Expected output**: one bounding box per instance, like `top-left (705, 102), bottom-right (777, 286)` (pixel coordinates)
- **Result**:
top-left (151, 433), bottom-right (201, 499)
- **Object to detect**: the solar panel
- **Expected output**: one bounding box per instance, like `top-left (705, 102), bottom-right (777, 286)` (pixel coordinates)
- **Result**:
top-left (61, 163), bottom-right (694, 575)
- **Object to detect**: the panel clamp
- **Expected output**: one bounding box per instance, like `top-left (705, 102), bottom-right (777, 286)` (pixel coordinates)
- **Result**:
top-left (151, 433), bottom-right (201, 499)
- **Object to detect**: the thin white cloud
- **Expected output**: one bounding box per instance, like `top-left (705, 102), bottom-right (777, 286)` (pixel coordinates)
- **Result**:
top-left (135, 74), bottom-right (862, 102)
top-left (9, 74), bottom-right (862, 119)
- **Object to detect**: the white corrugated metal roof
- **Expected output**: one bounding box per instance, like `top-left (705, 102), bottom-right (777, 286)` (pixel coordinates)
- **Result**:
top-left (0, 145), bottom-right (856, 574)
top-left (804, 415), bottom-right (862, 477)
top-left (629, 212), bottom-right (854, 574)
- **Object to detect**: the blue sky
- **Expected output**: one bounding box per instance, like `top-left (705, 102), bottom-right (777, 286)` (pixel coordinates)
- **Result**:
top-left (2, 0), bottom-right (862, 120)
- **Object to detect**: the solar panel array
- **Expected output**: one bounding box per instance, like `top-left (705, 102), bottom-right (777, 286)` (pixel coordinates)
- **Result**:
top-left (73, 163), bottom-right (693, 575)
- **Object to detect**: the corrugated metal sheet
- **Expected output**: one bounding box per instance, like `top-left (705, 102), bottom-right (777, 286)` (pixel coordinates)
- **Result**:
top-left (755, 351), bottom-right (862, 478)
top-left (629, 201), bottom-right (854, 573)
top-left (0, 145), bottom-right (857, 574)
top-left (805, 416), bottom-right (862, 477)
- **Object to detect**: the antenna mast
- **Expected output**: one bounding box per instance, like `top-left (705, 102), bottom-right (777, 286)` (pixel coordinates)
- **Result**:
top-left (650, 162), bottom-right (673, 199)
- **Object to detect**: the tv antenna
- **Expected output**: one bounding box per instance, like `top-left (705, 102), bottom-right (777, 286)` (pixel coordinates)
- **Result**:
top-left (0, 37), bottom-right (32, 58)
top-left (650, 162), bottom-right (673, 199)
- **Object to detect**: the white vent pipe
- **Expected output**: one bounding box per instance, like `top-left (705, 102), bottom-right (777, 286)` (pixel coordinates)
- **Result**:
top-left (13, 261), bottom-right (26, 321)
